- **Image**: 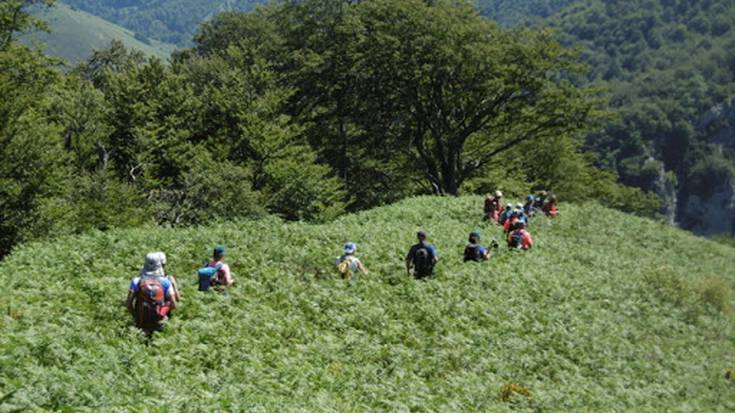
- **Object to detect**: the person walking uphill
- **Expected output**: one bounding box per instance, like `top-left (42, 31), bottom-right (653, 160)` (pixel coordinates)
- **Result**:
top-left (198, 245), bottom-right (233, 291)
top-left (127, 252), bottom-right (177, 333)
top-left (336, 242), bottom-right (368, 282)
top-left (507, 221), bottom-right (534, 251)
top-left (406, 230), bottom-right (439, 279)
top-left (463, 231), bottom-right (497, 262)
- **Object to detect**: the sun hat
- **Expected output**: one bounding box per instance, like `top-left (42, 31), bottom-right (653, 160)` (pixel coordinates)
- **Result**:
top-left (344, 242), bottom-right (357, 254)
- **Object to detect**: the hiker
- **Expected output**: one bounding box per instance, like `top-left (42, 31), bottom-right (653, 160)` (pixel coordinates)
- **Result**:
top-left (507, 221), bottom-right (534, 251)
top-left (336, 242), bottom-right (368, 280)
top-left (406, 230), bottom-right (439, 279)
top-left (127, 252), bottom-right (177, 333)
top-left (198, 245), bottom-right (233, 291)
top-left (499, 204), bottom-right (514, 226)
top-left (463, 231), bottom-right (497, 262)
top-left (516, 203), bottom-right (529, 225)
top-left (534, 191), bottom-right (548, 209)
top-left (483, 191), bottom-right (503, 221)
top-left (543, 195), bottom-right (559, 218)
top-left (503, 210), bottom-right (519, 233)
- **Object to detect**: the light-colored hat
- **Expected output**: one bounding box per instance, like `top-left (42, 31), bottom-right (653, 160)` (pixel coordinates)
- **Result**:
top-left (495, 190), bottom-right (503, 197)
top-left (140, 252), bottom-right (165, 278)
top-left (344, 242), bottom-right (357, 254)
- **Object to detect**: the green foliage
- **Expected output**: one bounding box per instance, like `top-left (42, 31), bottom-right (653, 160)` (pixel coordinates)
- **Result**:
top-left (155, 150), bottom-right (266, 225)
top-left (220, 0), bottom-right (598, 198)
top-left (0, 197), bottom-right (733, 410)
top-left (0, 42), bottom-right (68, 257)
top-left (0, 0), bottom-right (53, 51)
top-left (546, 0), bottom-right (735, 225)
top-left (66, 169), bottom-right (151, 232)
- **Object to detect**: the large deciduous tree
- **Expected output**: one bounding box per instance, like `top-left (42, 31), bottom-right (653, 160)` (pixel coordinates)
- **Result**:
top-left (340, 0), bottom-right (596, 195)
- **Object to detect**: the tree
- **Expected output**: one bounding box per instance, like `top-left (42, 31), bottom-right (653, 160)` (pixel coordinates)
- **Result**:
top-left (338, 0), bottom-right (596, 195)
top-left (0, 0), bottom-right (53, 51)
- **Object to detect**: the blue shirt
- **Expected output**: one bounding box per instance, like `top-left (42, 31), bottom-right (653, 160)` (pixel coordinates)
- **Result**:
top-left (499, 210), bottom-right (513, 225)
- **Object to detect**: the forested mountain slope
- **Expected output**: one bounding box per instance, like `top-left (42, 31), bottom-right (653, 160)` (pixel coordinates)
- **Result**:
top-left (53, 0), bottom-right (576, 45)
top-left (547, 0), bottom-right (735, 235)
top-left (0, 196), bottom-right (732, 410)
top-left (62, 0), bottom-right (265, 45)
top-left (475, 0), bottom-right (576, 26)
top-left (22, 2), bottom-right (175, 63)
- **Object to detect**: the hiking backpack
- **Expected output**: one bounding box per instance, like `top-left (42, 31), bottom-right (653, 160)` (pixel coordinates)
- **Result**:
top-left (508, 231), bottom-right (524, 249)
top-left (337, 256), bottom-right (356, 276)
top-left (197, 262), bottom-right (223, 291)
top-left (135, 277), bottom-right (166, 331)
top-left (413, 245), bottom-right (433, 278)
top-left (463, 245), bottom-right (484, 262)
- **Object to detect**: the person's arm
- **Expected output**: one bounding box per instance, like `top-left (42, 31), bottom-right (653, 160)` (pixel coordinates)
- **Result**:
top-left (126, 289), bottom-right (135, 314)
top-left (483, 246), bottom-right (491, 260)
top-left (405, 248), bottom-right (413, 274)
top-left (168, 275), bottom-right (180, 303)
top-left (357, 259), bottom-right (369, 274)
top-left (221, 263), bottom-right (233, 286)
top-left (525, 233), bottom-right (534, 249)
top-left (430, 245), bottom-right (439, 264)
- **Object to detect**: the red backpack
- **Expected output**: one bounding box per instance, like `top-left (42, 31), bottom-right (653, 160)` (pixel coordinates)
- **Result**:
top-left (135, 277), bottom-right (167, 331)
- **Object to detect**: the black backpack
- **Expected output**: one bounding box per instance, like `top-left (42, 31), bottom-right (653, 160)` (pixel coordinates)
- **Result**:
top-left (413, 245), bottom-right (433, 278)
top-left (508, 231), bottom-right (523, 249)
top-left (463, 244), bottom-right (484, 262)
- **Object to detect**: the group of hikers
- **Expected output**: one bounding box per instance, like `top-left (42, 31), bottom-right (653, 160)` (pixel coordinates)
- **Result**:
top-left (128, 191), bottom-right (558, 333)
top-left (127, 245), bottom-right (233, 333)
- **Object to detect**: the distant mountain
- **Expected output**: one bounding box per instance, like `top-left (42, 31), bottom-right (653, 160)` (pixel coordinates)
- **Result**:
top-left (62, 0), bottom-right (265, 45)
top-left (58, 1), bottom-right (575, 45)
top-left (22, 2), bottom-right (176, 64)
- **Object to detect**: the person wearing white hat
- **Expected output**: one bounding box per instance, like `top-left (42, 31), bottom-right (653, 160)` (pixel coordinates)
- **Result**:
top-left (126, 252), bottom-right (176, 333)
top-left (336, 242), bottom-right (368, 280)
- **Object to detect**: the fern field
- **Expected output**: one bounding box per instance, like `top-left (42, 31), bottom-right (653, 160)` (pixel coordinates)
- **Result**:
top-left (1, 197), bottom-right (733, 411)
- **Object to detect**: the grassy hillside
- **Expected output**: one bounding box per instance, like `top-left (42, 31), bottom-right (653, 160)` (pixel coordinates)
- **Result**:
top-left (1, 197), bottom-right (733, 411)
top-left (21, 2), bottom-right (176, 64)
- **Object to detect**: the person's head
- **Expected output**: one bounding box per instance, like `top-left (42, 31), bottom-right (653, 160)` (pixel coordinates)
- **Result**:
top-left (213, 245), bottom-right (226, 260)
top-left (516, 202), bottom-right (523, 210)
top-left (469, 231), bottom-right (480, 244)
top-left (495, 190), bottom-right (503, 198)
top-left (343, 242), bottom-right (357, 255)
top-left (485, 193), bottom-right (492, 200)
top-left (417, 230), bottom-right (427, 241)
top-left (142, 252), bottom-right (164, 277)
top-left (539, 190), bottom-right (548, 197)
top-left (516, 221), bottom-right (526, 229)
top-left (505, 203), bottom-right (513, 210)
top-left (526, 195), bottom-right (534, 203)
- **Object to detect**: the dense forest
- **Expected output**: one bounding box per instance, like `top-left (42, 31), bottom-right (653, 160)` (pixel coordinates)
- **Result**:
top-left (1, 0), bottom-right (658, 258)
top-left (39, 0), bottom-right (735, 235)
top-left (547, 0), bottom-right (735, 234)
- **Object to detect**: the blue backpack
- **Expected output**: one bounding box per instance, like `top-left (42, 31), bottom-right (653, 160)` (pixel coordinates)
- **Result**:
top-left (197, 262), bottom-right (223, 291)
